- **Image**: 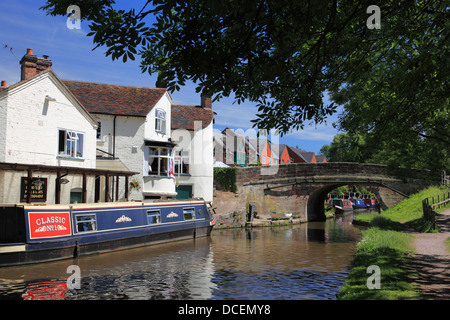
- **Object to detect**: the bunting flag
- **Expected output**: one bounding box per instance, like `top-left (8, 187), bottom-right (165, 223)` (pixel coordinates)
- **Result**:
top-left (169, 158), bottom-right (176, 182)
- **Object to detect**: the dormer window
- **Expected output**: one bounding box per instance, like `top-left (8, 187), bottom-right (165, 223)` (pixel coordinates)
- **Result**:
top-left (155, 109), bottom-right (166, 134)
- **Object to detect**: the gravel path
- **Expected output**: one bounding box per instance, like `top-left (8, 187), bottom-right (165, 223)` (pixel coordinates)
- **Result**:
top-left (410, 208), bottom-right (450, 299)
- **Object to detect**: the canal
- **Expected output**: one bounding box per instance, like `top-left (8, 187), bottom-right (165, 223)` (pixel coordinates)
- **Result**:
top-left (0, 213), bottom-right (361, 300)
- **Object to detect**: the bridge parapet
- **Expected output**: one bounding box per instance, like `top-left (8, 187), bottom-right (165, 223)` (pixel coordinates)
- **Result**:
top-left (236, 162), bottom-right (428, 187)
top-left (232, 162), bottom-right (432, 222)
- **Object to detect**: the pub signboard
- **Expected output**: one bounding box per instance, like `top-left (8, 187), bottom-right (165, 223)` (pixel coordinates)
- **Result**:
top-left (20, 177), bottom-right (47, 202)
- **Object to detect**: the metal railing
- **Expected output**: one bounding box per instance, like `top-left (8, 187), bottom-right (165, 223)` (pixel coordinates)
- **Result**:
top-left (422, 190), bottom-right (450, 229)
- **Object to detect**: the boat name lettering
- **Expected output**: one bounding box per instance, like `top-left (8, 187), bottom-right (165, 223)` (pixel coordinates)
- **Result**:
top-left (35, 216), bottom-right (66, 226)
top-left (115, 215), bottom-right (132, 223)
top-left (167, 211), bottom-right (178, 218)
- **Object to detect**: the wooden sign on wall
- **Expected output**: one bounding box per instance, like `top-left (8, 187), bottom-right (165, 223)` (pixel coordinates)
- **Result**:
top-left (20, 177), bottom-right (47, 202)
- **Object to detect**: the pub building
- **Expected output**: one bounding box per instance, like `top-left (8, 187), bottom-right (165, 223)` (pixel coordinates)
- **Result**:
top-left (0, 48), bottom-right (137, 205)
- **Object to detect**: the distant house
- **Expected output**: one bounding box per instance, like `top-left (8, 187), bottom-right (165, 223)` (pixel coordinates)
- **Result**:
top-left (278, 145), bottom-right (290, 165)
top-left (285, 146), bottom-right (308, 163)
top-left (316, 155), bottom-right (327, 163)
top-left (248, 137), bottom-right (279, 166)
top-left (215, 127), bottom-right (253, 167)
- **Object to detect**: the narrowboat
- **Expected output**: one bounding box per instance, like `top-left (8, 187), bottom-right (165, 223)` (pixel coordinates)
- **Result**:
top-left (363, 198), bottom-right (378, 208)
top-left (0, 199), bottom-right (215, 267)
top-left (329, 198), bottom-right (353, 215)
top-left (351, 198), bottom-right (369, 210)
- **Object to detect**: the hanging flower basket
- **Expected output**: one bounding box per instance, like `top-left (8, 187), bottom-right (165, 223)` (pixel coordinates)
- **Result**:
top-left (129, 179), bottom-right (141, 191)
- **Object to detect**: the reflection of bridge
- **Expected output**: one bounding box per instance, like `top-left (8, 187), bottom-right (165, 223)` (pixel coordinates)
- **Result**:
top-left (235, 162), bottom-right (432, 221)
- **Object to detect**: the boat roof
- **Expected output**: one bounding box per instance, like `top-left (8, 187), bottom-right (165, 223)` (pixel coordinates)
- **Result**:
top-left (0, 199), bottom-right (206, 210)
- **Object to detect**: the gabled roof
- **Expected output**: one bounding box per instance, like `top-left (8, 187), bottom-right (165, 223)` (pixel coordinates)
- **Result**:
top-left (287, 146), bottom-right (315, 163)
top-left (0, 69), bottom-right (97, 127)
top-left (63, 80), bottom-right (167, 117)
top-left (171, 104), bottom-right (214, 130)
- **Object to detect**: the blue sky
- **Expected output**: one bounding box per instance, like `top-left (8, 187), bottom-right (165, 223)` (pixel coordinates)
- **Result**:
top-left (0, 0), bottom-right (341, 154)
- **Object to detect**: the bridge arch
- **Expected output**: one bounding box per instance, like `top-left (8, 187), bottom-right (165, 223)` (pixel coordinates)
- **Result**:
top-left (307, 184), bottom-right (343, 221)
top-left (234, 163), bottom-right (432, 222)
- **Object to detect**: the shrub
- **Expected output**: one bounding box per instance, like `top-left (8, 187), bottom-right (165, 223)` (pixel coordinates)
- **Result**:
top-left (214, 167), bottom-right (237, 192)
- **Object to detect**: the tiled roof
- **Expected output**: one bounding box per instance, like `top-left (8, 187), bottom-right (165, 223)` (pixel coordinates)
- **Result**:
top-left (171, 104), bottom-right (214, 130)
top-left (63, 80), bottom-right (167, 117)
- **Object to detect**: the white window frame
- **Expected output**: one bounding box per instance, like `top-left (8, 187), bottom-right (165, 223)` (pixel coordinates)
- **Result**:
top-left (58, 129), bottom-right (85, 159)
top-left (174, 150), bottom-right (190, 175)
top-left (155, 109), bottom-right (166, 134)
top-left (147, 146), bottom-right (173, 177)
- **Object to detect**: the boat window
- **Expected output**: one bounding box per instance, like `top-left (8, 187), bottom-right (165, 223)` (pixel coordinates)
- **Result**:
top-left (147, 210), bottom-right (161, 224)
top-left (183, 208), bottom-right (195, 220)
top-left (75, 214), bottom-right (97, 233)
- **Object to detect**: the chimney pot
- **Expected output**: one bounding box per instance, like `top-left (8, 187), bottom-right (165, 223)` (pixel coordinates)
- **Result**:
top-left (20, 48), bottom-right (52, 81)
top-left (1, 80), bottom-right (6, 87)
top-left (201, 88), bottom-right (212, 109)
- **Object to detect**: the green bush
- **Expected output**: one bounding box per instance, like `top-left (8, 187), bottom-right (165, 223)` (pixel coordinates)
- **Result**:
top-left (214, 167), bottom-right (237, 192)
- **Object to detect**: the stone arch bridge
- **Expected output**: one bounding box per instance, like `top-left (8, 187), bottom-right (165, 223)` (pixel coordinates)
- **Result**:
top-left (235, 162), bottom-right (433, 221)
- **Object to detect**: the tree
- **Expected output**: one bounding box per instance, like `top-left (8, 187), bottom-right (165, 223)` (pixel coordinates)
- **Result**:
top-left (41, 1), bottom-right (449, 169)
top-left (319, 133), bottom-right (368, 163)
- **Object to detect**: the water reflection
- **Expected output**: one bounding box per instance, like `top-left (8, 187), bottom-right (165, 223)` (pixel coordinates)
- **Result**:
top-left (0, 214), bottom-right (361, 300)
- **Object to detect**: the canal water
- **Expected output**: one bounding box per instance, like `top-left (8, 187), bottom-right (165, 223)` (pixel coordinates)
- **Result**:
top-left (0, 213), bottom-right (361, 300)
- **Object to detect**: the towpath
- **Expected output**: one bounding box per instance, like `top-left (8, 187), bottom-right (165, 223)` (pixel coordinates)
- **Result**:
top-left (410, 208), bottom-right (450, 299)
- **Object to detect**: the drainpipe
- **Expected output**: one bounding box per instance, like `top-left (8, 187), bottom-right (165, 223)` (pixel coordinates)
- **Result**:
top-left (112, 115), bottom-right (116, 201)
top-left (113, 115), bottom-right (116, 159)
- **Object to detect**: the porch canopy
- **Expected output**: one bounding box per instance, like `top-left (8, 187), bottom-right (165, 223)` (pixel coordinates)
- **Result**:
top-left (0, 160), bottom-right (138, 204)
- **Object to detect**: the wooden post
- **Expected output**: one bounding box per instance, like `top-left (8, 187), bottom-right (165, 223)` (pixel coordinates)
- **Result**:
top-left (82, 172), bottom-right (87, 203)
top-left (125, 175), bottom-right (129, 201)
top-left (116, 176), bottom-right (119, 202)
top-left (105, 174), bottom-right (110, 202)
top-left (26, 168), bottom-right (32, 204)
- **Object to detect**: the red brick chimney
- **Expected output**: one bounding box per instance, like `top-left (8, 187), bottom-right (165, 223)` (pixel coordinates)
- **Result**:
top-left (201, 88), bottom-right (212, 109)
top-left (20, 48), bottom-right (52, 81)
top-left (1, 80), bottom-right (6, 88)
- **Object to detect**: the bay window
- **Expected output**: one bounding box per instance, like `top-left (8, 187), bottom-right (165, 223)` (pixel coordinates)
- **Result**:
top-left (147, 147), bottom-right (173, 177)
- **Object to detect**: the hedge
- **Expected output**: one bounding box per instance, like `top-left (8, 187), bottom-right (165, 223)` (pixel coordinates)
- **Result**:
top-left (214, 167), bottom-right (237, 192)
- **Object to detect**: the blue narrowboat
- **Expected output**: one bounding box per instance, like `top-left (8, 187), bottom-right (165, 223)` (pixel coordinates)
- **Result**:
top-left (0, 199), bottom-right (215, 267)
top-left (350, 198), bottom-right (369, 209)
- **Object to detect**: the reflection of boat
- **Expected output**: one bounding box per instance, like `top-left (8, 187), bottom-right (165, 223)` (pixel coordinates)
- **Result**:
top-left (0, 200), bottom-right (215, 267)
top-left (329, 198), bottom-right (353, 215)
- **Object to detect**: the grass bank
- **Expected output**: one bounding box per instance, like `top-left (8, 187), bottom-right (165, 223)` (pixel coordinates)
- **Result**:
top-left (338, 185), bottom-right (450, 300)
top-left (354, 185), bottom-right (450, 232)
top-left (338, 228), bottom-right (418, 299)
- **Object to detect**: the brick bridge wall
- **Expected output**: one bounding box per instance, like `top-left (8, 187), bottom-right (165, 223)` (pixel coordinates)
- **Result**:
top-left (229, 162), bottom-right (431, 221)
